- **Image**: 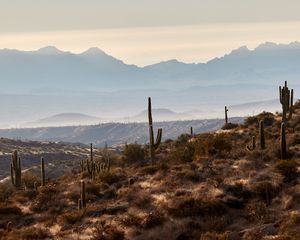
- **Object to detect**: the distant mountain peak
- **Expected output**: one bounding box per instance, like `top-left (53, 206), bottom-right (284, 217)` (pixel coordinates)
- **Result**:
top-left (81, 47), bottom-right (107, 55)
top-left (37, 46), bottom-right (63, 54)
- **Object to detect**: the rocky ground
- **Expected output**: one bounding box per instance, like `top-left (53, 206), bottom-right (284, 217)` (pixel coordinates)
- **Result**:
top-left (0, 102), bottom-right (300, 239)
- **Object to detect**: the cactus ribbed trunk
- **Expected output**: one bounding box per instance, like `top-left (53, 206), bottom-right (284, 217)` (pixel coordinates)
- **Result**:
top-left (148, 97), bottom-right (162, 164)
top-left (41, 157), bottom-right (45, 186)
top-left (225, 106), bottom-right (228, 125)
top-left (280, 122), bottom-right (287, 160)
top-left (10, 151), bottom-right (21, 188)
top-left (259, 120), bottom-right (265, 150)
top-left (80, 181), bottom-right (86, 208)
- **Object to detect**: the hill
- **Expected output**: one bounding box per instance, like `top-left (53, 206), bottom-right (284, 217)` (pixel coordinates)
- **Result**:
top-left (0, 99), bottom-right (300, 239)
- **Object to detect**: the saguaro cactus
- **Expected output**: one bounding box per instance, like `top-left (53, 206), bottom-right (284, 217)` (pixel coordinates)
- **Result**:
top-left (280, 122), bottom-right (287, 160)
top-left (259, 120), bottom-right (265, 150)
top-left (279, 81), bottom-right (293, 122)
top-left (225, 106), bottom-right (229, 125)
top-left (10, 150), bottom-right (21, 188)
top-left (80, 180), bottom-right (86, 209)
top-left (41, 157), bottom-right (45, 186)
top-left (246, 136), bottom-right (256, 151)
top-left (190, 127), bottom-right (194, 137)
top-left (148, 97), bottom-right (162, 164)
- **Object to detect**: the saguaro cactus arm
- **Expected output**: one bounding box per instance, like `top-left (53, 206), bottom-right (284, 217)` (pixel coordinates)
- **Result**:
top-left (246, 136), bottom-right (256, 151)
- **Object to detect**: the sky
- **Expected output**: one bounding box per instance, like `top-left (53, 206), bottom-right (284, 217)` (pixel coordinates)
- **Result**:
top-left (1, 0), bottom-right (300, 66)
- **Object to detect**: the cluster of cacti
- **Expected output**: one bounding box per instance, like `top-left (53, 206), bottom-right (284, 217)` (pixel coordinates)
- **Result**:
top-left (80, 143), bottom-right (111, 179)
top-left (78, 180), bottom-right (86, 210)
top-left (246, 120), bottom-right (266, 151)
top-left (148, 97), bottom-right (162, 164)
top-left (279, 81), bottom-right (293, 122)
top-left (10, 150), bottom-right (21, 188)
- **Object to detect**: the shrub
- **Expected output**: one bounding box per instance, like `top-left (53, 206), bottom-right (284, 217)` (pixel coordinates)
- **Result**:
top-left (123, 144), bottom-right (145, 164)
top-left (275, 160), bottom-right (298, 182)
top-left (222, 122), bottom-right (238, 130)
top-left (251, 181), bottom-right (279, 205)
top-left (59, 210), bottom-right (84, 225)
top-left (22, 172), bottom-right (39, 189)
top-left (0, 183), bottom-right (14, 201)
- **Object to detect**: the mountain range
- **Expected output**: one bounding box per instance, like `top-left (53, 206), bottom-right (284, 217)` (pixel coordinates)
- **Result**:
top-left (0, 42), bottom-right (299, 127)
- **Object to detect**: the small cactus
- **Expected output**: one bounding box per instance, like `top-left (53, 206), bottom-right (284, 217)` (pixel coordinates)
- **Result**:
top-left (190, 127), bottom-right (194, 137)
top-left (280, 122), bottom-right (287, 160)
top-left (148, 97), bottom-right (162, 164)
top-left (10, 150), bottom-right (21, 188)
top-left (225, 106), bottom-right (229, 125)
top-left (259, 120), bottom-right (266, 150)
top-left (41, 157), bottom-right (45, 186)
top-left (246, 136), bottom-right (256, 151)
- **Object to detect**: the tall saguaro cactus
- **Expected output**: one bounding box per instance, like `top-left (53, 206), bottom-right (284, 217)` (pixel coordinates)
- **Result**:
top-left (225, 106), bottom-right (229, 125)
top-left (41, 157), bottom-right (45, 186)
top-left (279, 81), bottom-right (294, 122)
top-left (79, 180), bottom-right (86, 209)
top-left (280, 122), bottom-right (287, 160)
top-left (259, 120), bottom-right (265, 150)
top-left (10, 150), bottom-right (21, 188)
top-left (148, 97), bottom-right (162, 164)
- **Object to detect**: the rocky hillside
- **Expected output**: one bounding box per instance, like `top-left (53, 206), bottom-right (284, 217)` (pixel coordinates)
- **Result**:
top-left (0, 101), bottom-right (300, 239)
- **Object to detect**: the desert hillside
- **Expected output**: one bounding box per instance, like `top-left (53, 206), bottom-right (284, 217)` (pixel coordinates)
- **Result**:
top-left (0, 94), bottom-right (300, 239)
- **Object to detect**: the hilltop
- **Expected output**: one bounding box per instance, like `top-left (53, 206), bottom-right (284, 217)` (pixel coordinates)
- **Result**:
top-left (0, 96), bottom-right (300, 239)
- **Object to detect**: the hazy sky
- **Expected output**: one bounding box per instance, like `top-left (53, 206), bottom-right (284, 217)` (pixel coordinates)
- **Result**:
top-left (1, 0), bottom-right (300, 65)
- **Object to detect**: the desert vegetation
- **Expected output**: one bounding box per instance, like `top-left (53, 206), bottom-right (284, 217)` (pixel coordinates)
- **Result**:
top-left (0, 81), bottom-right (300, 239)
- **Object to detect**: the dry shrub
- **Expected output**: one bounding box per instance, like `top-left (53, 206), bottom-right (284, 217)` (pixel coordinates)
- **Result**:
top-left (92, 221), bottom-right (125, 240)
top-left (245, 201), bottom-right (271, 223)
top-left (30, 185), bottom-right (67, 213)
top-left (141, 211), bottom-right (165, 229)
top-left (275, 160), bottom-right (298, 182)
top-left (251, 181), bottom-right (279, 205)
top-left (194, 133), bottom-right (232, 159)
top-left (176, 168), bottom-right (201, 182)
top-left (59, 210), bottom-right (85, 225)
top-left (22, 172), bottom-right (39, 189)
top-left (170, 143), bottom-right (195, 163)
top-left (200, 231), bottom-right (229, 240)
top-left (7, 227), bottom-right (52, 240)
top-left (0, 204), bottom-right (22, 215)
top-left (168, 196), bottom-right (227, 218)
top-left (222, 122), bottom-right (239, 130)
top-left (244, 112), bottom-right (275, 127)
top-left (97, 169), bottom-right (125, 185)
top-left (123, 144), bottom-right (145, 164)
top-left (0, 183), bottom-right (14, 201)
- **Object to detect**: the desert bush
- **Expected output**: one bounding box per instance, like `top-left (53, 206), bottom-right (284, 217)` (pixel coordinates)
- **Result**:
top-left (97, 170), bottom-right (125, 185)
top-left (13, 227), bottom-right (52, 240)
top-left (30, 185), bottom-right (67, 213)
top-left (170, 143), bottom-right (195, 163)
top-left (59, 210), bottom-right (85, 225)
top-left (251, 181), bottom-right (279, 205)
top-left (141, 211), bottom-right (165, 229)
top-left (92, 221), bottom-right (125, 240)
top-left (245, 201), bottom-right (271, 223)
top-left (0, 183), bottom-right (14, 201)
top-left (200, 231), bottom-right (229, 240)
top-left (194, 133), bottom-right (232, 159)
top-left (275, 160), bottom-right (298, 182)
top-left (244, 111), bottom-right (275, 127)
top-left (175, 134), bottom-right (191, 146)
top-left (123, 144), bottom-right (145, 164)
top-left (22, 172), bottom-right (39, 189)
top-left (168, 196), bottom-right (227, 218)
top-left (0, 204), bottom-right (22, 215)
top-left (222, 122), bottom-right (239, 130)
